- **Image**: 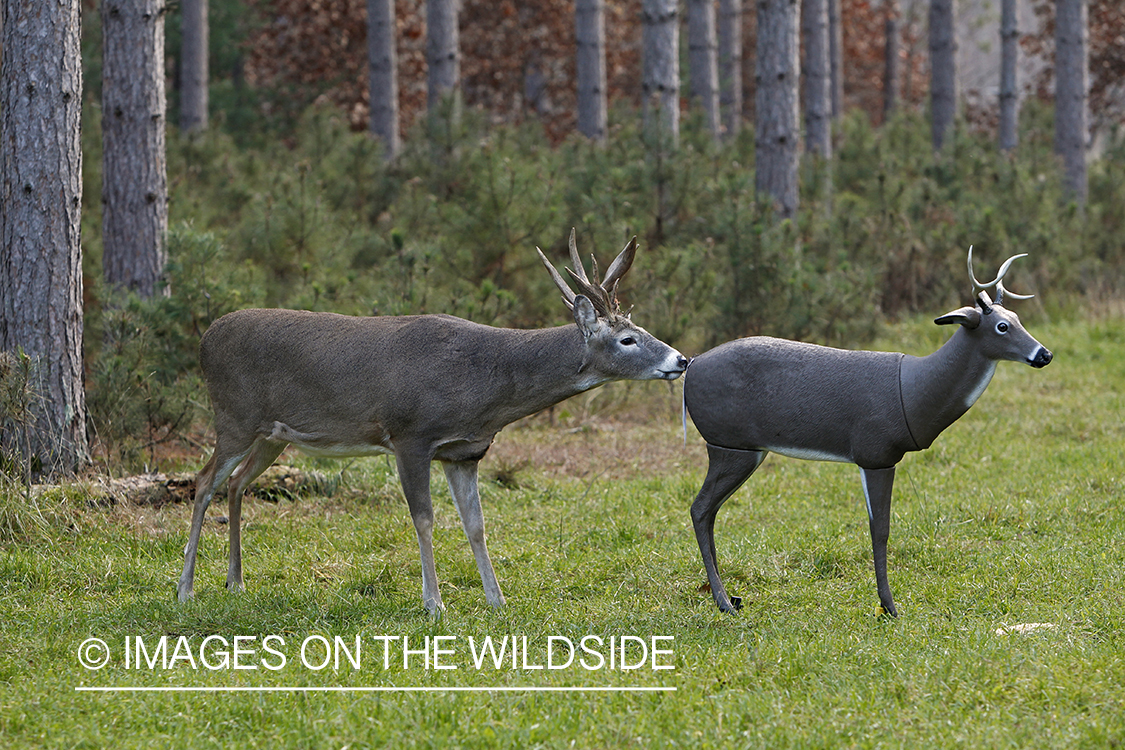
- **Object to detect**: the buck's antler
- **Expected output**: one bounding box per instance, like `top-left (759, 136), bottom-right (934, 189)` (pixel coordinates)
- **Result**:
top-left (536, 248), bottom-right (577, 309)
top-left (537, 229), bottom-right (636, 318)
top-left (967, 246), bottom-right (1034, 305)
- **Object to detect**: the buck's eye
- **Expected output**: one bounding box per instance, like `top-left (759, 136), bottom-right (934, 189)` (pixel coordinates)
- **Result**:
top-left (997, 321), bottom-right (1009, 334)
top-left (619, 337), bottom-right (636, 346)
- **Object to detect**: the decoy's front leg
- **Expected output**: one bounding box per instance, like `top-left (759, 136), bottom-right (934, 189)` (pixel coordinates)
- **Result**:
top-left (860, 466), bottom-right (898, 617)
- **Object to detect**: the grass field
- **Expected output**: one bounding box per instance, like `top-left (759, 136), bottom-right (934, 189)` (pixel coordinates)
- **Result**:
top-left (1, 317), bottom-right (1123, 748)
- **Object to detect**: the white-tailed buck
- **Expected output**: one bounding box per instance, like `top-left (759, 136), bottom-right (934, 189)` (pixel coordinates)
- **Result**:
top-left (684, 249), bottom-right (1052, 616)
top-left (178, 231), bottom-right (688, 614)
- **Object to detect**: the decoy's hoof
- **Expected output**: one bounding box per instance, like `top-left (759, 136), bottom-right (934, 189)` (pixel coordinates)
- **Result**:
top-left (730, 596), bottom-right (743, 611)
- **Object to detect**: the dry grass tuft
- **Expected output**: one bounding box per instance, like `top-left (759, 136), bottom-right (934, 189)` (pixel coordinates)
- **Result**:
top-left (486, 382), bottom-right (707, 482)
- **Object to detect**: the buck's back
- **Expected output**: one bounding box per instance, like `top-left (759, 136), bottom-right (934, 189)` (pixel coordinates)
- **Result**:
top-left (199, 308), bottom-right (589, 452)
top-left (201, 309), bottom-right (505, 433)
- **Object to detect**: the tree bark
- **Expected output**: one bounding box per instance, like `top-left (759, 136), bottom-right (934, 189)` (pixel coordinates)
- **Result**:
top-left (687, 0), bottom-right (720, 139)
top-left (755, 0), bottom-right (800, 218)
top-left (0, 0), bottom-right (88, 475)
top-left (828, 0), bottom-right (843, 118)
top-left (367, 0), bottom-right (400, 158)
top-left (179, 0), bottom-right (208, 132)
top-left (803, 0), bottom-right (832, 157)
top-left (575, 0), bottom-right (607, 142)
top-left (718, 0), bottom-right (743, 138)
top-left (426, 0), bottom-right (461, 113)
top-left (1055, 0), bottom-right (1088, 205)
top-left (642, 0), bottom-right (679, 143)
top-left (883, 0), bottom-right (900, 118)
top-left (998, 0), bottom-right (1019, 151)
top-left (928, 0), bottom-right (958, 151)
top-left (102, 0), bottom-right (168, 298)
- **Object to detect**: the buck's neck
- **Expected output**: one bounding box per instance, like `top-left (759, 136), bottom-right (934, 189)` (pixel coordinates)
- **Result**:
top-left (899, 327), bottom-right (997, 449)
top-left (480, 324), bottom-right (606, 427)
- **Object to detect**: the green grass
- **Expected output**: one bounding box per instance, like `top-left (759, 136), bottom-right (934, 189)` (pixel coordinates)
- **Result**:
top-left (1, 317), bottom-right (1123, 748)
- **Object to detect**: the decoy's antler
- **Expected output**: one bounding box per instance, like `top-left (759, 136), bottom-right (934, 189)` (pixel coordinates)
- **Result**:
top-left (967, 246), bottom-right (1034, 305)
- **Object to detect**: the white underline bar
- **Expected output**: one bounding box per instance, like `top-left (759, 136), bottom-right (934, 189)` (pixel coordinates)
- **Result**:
top-left (76, 685), bottom-right (676, 693)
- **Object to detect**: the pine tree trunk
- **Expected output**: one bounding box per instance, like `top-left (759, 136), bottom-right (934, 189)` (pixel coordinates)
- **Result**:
top-left (1055, 0), bottom-right (1088, 205)
top-left (803, 0), bottom-right (832, 157)
top-left (828, 0), bottom-right (843, 118)
top-left (928, 0), bottom-right (958, 151)
top-left (998, 0), bottom-right (1019, 151)
top-left (575, 0), bottom-right (607, 142)
top-left (642, 0), bottom-right (679, 143)
top-left (102, 0), bottom-right (168, 298)
top-left (718, 0), bottom-right (743, 138)
top-left (0, 0), bottom-right (88, 475)
top-left (687, 0), bottom-right (720, 139)
top-left (883, 0), bottom-right (900, 118)
top-left (755, 0), bottom-right (800, 218)
top-left (179, 0), bottom-right (208, 132)
top-left (426, 0), bottom-right (460, 112)
top-left (367, 0), bottom-right (400, 158)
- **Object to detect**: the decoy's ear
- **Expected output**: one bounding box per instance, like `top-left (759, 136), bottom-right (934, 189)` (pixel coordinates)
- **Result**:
top-left (934, 306), bottom-right (982, 329)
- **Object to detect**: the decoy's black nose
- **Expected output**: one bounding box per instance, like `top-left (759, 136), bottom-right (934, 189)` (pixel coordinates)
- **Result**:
top-left (1031, 348), bottom-right (1053, 368)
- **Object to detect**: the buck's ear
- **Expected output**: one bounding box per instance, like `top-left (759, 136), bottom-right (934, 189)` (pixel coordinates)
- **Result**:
top-left (934, 306), bottom-right (981, 329)
top-left (573, 295), bottom-right (601, 339)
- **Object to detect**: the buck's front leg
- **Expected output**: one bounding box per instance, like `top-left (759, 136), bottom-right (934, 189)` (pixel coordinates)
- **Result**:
top-left (860, 466), bottom-right (898, 617)
top-left (396, 450), bottom-right (444, 615)
top-left (690, 445), bottom-right (767, 613)
top-left (443, 460), bottom-right (506, 608)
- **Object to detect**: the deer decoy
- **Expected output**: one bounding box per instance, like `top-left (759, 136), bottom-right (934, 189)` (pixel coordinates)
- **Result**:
top-left (684, 248), bottom-right (1052, 616)
top-left (178, 230), bottom-right (688, 614)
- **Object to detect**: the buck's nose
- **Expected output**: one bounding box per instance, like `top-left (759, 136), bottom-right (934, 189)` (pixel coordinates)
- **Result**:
top-left (675, 355), bottom-right (690, 371)
top-left (1031, 348), bottom-right (1053, 368)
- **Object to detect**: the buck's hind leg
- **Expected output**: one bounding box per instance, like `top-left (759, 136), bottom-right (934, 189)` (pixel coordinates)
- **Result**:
top-left (443, 460), bottom-right (505, 608)
top-left (690, 445), bottom-right (767, 613)
top-left (860, 466), bottom-right (898, 617)
top-left (396, 448), bottom-right (444, 615)
top-left (178, 444), bottom-right (252, 602)
top-left (225, 437), bottom-right (288, 592)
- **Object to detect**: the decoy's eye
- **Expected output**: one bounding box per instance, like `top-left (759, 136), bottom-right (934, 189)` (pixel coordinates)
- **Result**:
top-left (997, 321), bottom-right (1009, 334)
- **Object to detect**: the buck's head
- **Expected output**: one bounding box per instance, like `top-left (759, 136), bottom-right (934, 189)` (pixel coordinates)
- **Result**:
top-left (537, 230), bottom-right (688, 383)
top-left (934, 247), bottom-right (1053, 368)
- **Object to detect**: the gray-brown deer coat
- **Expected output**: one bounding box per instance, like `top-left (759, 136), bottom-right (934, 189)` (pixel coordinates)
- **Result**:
top-left (178, 233), bottom-right (687, 614)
